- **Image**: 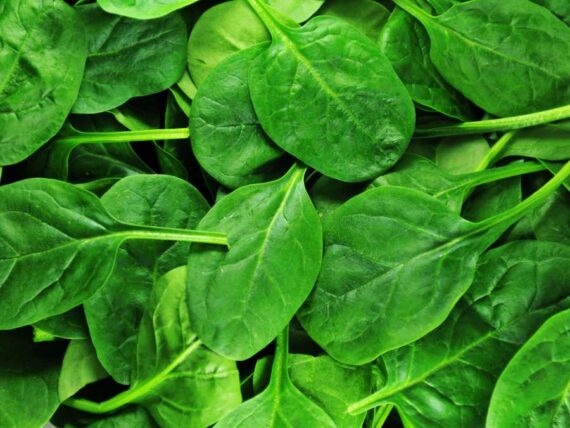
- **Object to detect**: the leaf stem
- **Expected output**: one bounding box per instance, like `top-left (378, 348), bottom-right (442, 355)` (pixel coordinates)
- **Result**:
top-left (414, 104), bottom-right (570, 138)
top-left (269, 327), bottom-right (290, 391)
top-left (64, 339), bottom-right (202, 414)
top-left (123, 225), bottom-right (229, 247)
top-left (55, 128), bottom-right (190, 145)
top-left (373, 404), bottom-right (394, 427)
top-left (475, 131), bottom-right (518, 171)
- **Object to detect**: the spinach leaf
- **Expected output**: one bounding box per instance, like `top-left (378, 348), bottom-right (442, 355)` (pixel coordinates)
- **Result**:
top-left (371, 155), bottom-right (541, 212)
top-left (97, 0), bottom-right (201, 20)
top-left (247, 0), bottom-right (415, 182)
top-left (216, 328), bottom-right (336, 427)
top-left (395, 0), bottom-right (570, 116)
top-left (462, 176), bottom-right (522, 222)
top-left (264, 0), bottom-right (325, 22)
top-left (435, 135), bottom-right (489, 174)
top-left (349, 241), bottom-right (570, 427)
top-left (319, 0), bottom-right (390, 41)
top-left (254, 354), bottom-right (377, 428)
top-left (532, 0), bottom-right (570, 25)
top-left (187, 0), bottom-right (270, 87)
top-left (298, 162), bottom-right (570, 364)
top-left (0, 331), bottom-right (62, 428)
top-left (487, 308), bottom-right (570, 428)
top-left (73, 4), bottom-right (187, 114)
top-left (0, 0), bottom-right (87, 166)
top-left (85, 174), bottom-right (209, 384)
top-left (190, 43), bottom-right (290, 189)
top-left (33, 308), bottom-right (90, 341)
top-left (379, 7), bottom-right (475, 120)
top-left (86, 408), bottom-right (156, 428)
top-left (532, 188), bottom-right (570, 245)
top-left (187, 165), bottom-right (322, 360)
top-left (59, 340), bottom-right (108, 402)
top-left (0, 178), bottom-right (226, 329)
top-left (501, 120), bottom-right (570, 161)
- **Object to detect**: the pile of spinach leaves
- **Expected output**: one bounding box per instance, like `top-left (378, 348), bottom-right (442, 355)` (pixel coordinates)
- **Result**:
top-left (1, 0), bottom-right (569, 427)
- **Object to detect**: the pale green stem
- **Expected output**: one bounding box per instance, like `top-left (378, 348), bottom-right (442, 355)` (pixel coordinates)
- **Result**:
top-left (269, 327), bottom-right (290, 391)
top-left (475, 131), bottom-right (518, 171)
top-left (64, 339), bottom-right (201, 414)
top-left (56, 128), bottom-right (189, 145)
top-left (414, 105), bottom-right (570, 138)
top-left (123, 225), bottom-right (229, 247)
top-left (373, 404), bottom-right (394, 427)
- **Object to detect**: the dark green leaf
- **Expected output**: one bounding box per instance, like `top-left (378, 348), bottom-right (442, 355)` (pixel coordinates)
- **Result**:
top-left (0, 0), bottom-right (87, 166)
top-left (73, 4), bottom-right (187, 114)
top-left (349, 241), bottom-right (570, 427)
top-left (33, 308), bottom-right (89, 341)
top-left (247, 1), bottom-right (415, 182)
top-left (487, 308), bottom-right (570, 428)
top-left (319, 0), bottom-right (390, 41)
top-left (396, 0), bottom-right (570, 116)
top-left (85, 175), bottom-right (209, 384)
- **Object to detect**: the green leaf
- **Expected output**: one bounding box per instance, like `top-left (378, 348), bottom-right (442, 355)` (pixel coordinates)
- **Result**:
top-left (487, 308), bottom-right (570, 428)
top-left (190, 43), bottom-right (290, 189)
top-left (0, 178), bottom-right (227, 330)
top-left (59, 340), bottom-right (108, 401)
top-left (33, 308), bottom-right (89, 341)
top-left (264, 0), bottom-right (325, 22)
top-left (462, 176), bottom-right (522, 222)
top-left (0, 0), bottom-right (87, 166)
top-left (86, 408), bottom-right (156, 428)
top-left (0, 331), bottom-right (62, 428)
top-left (349, 241), bottom-right (570, 427)
top-left (371, 155), bottom-right (541, 212)
top-left (532, 0), bottom-right (570, 25)
top-left (247, 0), bottom-right (415, 182)
top-left (97, 0), bottom-right (201, 20)
top-left (532, 188), bottom-right (570, 245)
top-left (319, 0), bottom-right (390, 41)
top-left (501, 120), bottom-right (570, 161)
top-left (187, 0), bottom-right (270, 87)
top-left (254, 354), bottom-right (376, 428)
top-left (73, 4), bottom-right (187, 114)
top-left (85, 174), bottom-right (209, 384)
top-left (379, 7), bottom-right (475, 120)
top-left (187, 165), bottom-right (322, 360)
top-left (298, 165), bottom-right (570, 365)
top-left (216, 329), bottom-right (336, 427)
top-left (395, 0), bottom-right (570, 116)
top-left (435, 135), bottom-right (489, 175)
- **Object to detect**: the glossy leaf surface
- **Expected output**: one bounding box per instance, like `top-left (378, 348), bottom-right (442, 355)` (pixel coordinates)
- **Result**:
top-left (187, 165), bottom-right (322, 360)
top-left (0, 0), bottom-right (86, 166)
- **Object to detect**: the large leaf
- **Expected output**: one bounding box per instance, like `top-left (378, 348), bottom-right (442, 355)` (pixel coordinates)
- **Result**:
top-left (216, 329), bottom-right (336, 427)
top-left (97, 0), bottom-right (201, 19)
top-left (0, 331), bottom-right (62, 428)
top-left (0, 0), bottom-right (86, 166)
top-left (247, 0), bottom-right (415, 182)
top-left (348, 241), bottom-right (570, 427)
top-left (487, 308), bottom-right (570, 428)
top-left (298, 186), bottom-right (540, 364)
top-left (187, 165), bottom-right (322, 360)
top-left (379, 7), bottom-right (474, 120)
top-left (0, 179), bottom-right (226, 329)
top-left (395, 0), bottom-right (570, 116)
top-left (187, 0), bottom-right (270, 87)
top-left (73, 4), bottom-right (187, 114)
top-left (190, 43), bottom-right (290, 189)
top-left (85, 175), bottom-right (209, 384)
